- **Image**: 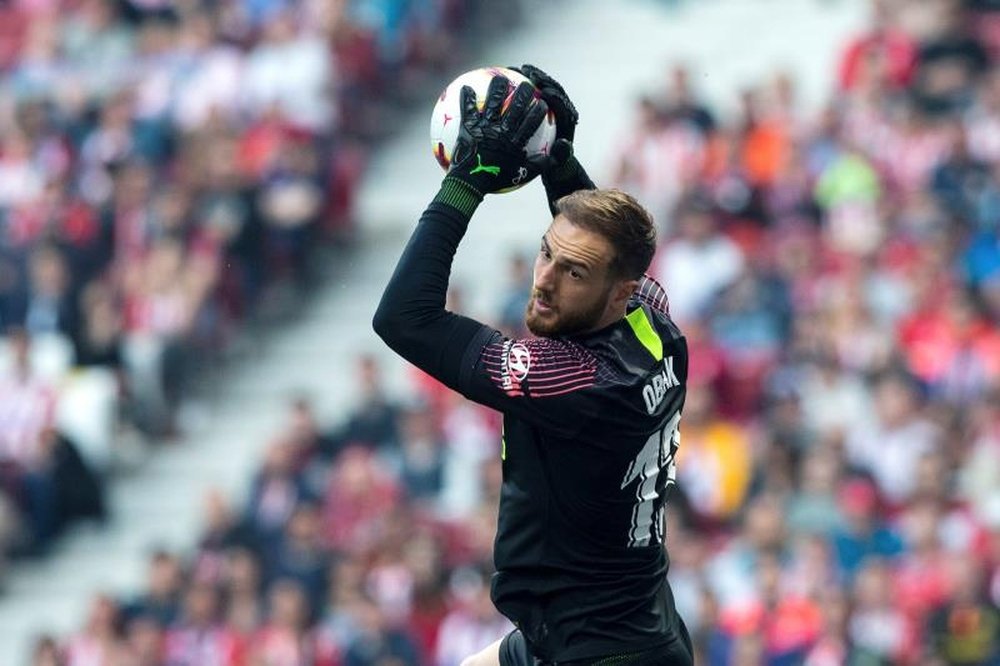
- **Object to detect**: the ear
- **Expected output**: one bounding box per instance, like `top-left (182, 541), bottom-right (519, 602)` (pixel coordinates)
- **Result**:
top-left (613, 278), bottom-right (639, 308)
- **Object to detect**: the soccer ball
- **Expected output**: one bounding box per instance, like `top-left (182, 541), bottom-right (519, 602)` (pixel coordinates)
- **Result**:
top-left (429, 67), bottom-right (557, 191)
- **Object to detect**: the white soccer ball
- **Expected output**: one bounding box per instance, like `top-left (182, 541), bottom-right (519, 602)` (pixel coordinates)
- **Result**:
top-left (429, 66), bottom-right (557, 191)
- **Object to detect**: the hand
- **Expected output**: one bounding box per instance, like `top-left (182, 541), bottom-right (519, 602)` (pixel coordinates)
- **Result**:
top-left (511, 65), bottom-right (594, 213)
top-left (512, 64), bottom-right (578, 143)
top-left (448, 75), bottom-right (548, 195)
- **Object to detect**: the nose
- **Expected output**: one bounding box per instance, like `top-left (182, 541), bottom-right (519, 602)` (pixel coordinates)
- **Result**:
top-left (534, 260), bottom-right (555, 293)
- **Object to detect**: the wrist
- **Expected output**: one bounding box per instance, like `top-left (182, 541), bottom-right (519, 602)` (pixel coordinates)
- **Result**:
top-left (543, 155), bottom-right (582, 185)
top-left (543, 155), bottom-right (595, 215)
top-left (543, 156), bottom-right (595, 194)
top-left (435, 176), bottom-right (485, 217)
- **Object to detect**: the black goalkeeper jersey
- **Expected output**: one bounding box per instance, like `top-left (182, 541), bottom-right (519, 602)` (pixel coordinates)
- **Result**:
top-left (458, 287), bottom-right (686, 662)
top-left (374, 198), bottom-right (688, 664)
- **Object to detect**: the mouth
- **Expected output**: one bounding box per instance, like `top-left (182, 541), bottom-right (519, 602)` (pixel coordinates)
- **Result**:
top-left (531, 296), bottom-right (555, 316)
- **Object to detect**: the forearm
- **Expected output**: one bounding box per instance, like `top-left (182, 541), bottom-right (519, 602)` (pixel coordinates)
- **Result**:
top-left (372, 179), bottom-right (493, 388)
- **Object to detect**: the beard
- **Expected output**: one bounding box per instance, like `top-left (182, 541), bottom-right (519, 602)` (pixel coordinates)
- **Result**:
top-left (524, 287), bottom-right (611, 337)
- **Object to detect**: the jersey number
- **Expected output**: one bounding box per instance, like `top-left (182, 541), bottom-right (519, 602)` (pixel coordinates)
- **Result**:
top-left (620, 412), bottom-right (680, 547)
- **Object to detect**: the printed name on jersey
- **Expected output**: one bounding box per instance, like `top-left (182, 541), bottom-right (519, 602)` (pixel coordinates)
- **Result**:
top-left (500, 340), bottom-right (531, 391)
top-left (642, 356), bottom-right (679, 415)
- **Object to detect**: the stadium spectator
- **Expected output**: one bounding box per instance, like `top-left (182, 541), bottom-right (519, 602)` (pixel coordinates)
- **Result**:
top-left (837, 0), bottom-right (917, 93)
top-left (0, 329), bottom-right (58, 471)
top-left (162, 583), bottom-right (238, 665)
top-left (265, 500), bottom-right (331, 618)
top-left (30, 635), bottom-right (61, 666)
top-left (322, 446), bottom-right (399, 554)
top-left (786, 447), bottom-right (845, 538)
top-left (925, 553), bottom-right (1000, 663)
top-left (244, 438), bottom-right (314, 546)
top-left (8, 244), bottom-right (79, 340)
top-left (910, 0), bottom-right (990, 116)
top-left (393, 403), bottom-right (446, 506)
top-left (341, 593), bottom-right (420, 666)
top-left (121, 549), bottom-right (184, 627)
top-left (845, 370), bottom-right (941, 506)
top-left (848, 559), bottom-right (915, 663)
top-left (651, 192), bottom-right (744, 325)
top-left (830, 477), bottom-right (905, 580)
top-left (327, 354), bottom-right (401, 454)
top-left (0, 329), bottom-right (105, 552)
top-left (716, 551), bottom-right (824, 664)
top-left (660, 63), bottom-right (716, 137)
top-left (434, 567), bottom-right (512, 666)
top-left (495, 252), bottom-right (531, 338)
top-left (674, 384), bottom-right (753, 526)
top-left (633, 102), bottom-right (702, 226)
top-left (64, 593), bottom-right (123, 666)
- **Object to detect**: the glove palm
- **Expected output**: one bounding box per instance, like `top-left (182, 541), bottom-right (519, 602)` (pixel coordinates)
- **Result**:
top-left (448, 75), bottom-right (548, 195)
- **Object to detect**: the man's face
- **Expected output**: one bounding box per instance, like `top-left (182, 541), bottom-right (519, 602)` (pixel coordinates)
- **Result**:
top-left (525, 215), bottom-right (617, 337)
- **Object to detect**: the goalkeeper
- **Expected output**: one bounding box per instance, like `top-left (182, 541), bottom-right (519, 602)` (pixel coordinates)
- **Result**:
top-left (373, 66), bottom-right (692, 666)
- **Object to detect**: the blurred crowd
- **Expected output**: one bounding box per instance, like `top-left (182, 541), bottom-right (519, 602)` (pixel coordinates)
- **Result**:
top-left (611, 0), bottom-right (1000, 663)
top-left (38, 356), bottom-right (511, 665)
top-left (31, 0), bottom-right (1000, 664)
top-left (0, 0), bottom-right (493, 602)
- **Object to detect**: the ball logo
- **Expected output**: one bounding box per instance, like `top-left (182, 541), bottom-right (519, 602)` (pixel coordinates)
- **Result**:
top-left (507, 343), bottom-right (531, 382)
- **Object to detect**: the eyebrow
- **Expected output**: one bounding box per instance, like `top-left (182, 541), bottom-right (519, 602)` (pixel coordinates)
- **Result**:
top-left (541, 234), bottom-right (592, 273)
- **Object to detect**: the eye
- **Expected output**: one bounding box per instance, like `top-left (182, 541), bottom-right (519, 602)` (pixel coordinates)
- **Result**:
top-left (540, 245), bottom-right (551, 260)
top-left (569, 269), bottom-right (583, 280)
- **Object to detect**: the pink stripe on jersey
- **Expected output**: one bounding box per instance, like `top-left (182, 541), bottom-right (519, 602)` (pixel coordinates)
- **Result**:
top-left (531, 381), bottom-right (596, 397)
top-left (481, 336), bottom-right (598, 397)
top-left (527, 375), bottom-right (596, 391)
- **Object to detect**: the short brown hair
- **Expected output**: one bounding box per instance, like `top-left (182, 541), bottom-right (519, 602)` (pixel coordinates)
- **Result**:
top-left (554, 189), bottom-right (656, 280)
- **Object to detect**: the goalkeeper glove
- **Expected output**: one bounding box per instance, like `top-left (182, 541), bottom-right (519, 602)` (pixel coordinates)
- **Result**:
top-left (513, 63), bottom-right (578, 143)
top-left (446, 75), bottom-right (548, 198)
top-left (511, 64), bottom-right (595, 214)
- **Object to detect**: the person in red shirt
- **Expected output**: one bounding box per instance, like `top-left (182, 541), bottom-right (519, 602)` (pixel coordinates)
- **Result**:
top-left (164, 584), bottom-right (241, 666)
top-left (837, 0), bottom-right (917, 92)
top-left (897, 289), bottom-right (1000, 400)
top-left (718, 552), bottom-right (824, 663)
top-left (895, 501), bottom-right (955, 644)
top-left (249, 579), bottom-right (339, 666)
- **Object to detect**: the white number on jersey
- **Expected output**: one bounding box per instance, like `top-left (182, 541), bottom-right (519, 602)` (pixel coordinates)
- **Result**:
top-left (620, 412), bottom-right (680, 547)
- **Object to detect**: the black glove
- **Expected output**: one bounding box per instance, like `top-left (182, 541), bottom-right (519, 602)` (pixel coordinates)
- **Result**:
top-left (539, 140), bottom-right (596, 216)
top-left (513, 64), bottom-right (578, 142)
top-left (447, 75), bottom-right (548, 196)
top-left (510, 64), bottom-right (594, 214)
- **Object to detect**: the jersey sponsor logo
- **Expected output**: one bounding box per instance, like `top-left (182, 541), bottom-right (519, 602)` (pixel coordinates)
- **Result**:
top-left (507, 343), bottom-right (531, 381)
top-left (641, 356), bottom-right (679, 415)
top-left (500, 341), bottom-right (531, 390)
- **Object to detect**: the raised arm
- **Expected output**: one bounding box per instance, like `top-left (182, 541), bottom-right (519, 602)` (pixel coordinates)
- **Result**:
top-left (371, 182), bottom-right (490, 387)
top-left (373, 75), bottom-right (548, 387)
